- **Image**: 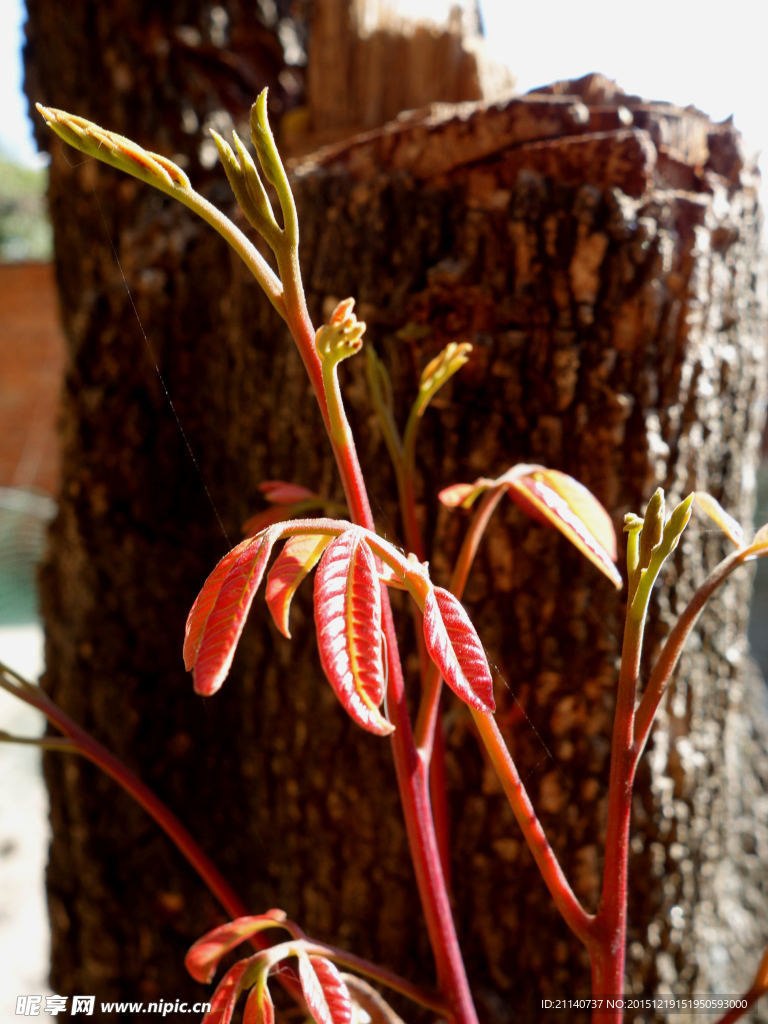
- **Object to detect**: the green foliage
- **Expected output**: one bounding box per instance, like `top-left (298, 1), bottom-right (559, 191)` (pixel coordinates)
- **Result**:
top-left (0, 154), bottom-right (52, 263)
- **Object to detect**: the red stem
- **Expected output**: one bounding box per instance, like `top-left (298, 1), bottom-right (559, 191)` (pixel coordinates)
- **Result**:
top-left (429, 722), bottom-right (452, 888)
top-left (0, 669), bottom-right (315, 1005)
top-left (591, 607), bottom-right (644, 1015)
top-left (591, 543), bottom-right (763, 1018)
top-left (0, 673), bottom-right (246, 919)
top-left (283, 302), bottom-right (478, 1024)
top-left (715, 995), bottom-right (760, 1024)
top-left (399, 419), bottom-right (453, 891)
top-left (632, 548), bottom-right (744, 757)
top-left (713, 920), bottom-right (768, 1024)
top-left (471, 709), bottom-right (594, 945)
top-left (415, 485), bottom-right (593, 947)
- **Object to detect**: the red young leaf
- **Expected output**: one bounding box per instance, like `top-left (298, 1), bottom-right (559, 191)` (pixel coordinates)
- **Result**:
top-left (202, 959), bottom-right (252, 1024)
top-left (504, 480), bottom-right (552, 527)
top-left (508, 475), bottom-right (622, 588)
top-left (423, 587), bottom-right (495, 713)
top-left (259, 480), bottom-right (317, 504)
top-left (266, 534), bottom-right (333, 638)
top-left (438, 479), bottom-right (491, 509)
top-left (184, 537), bottom-right (255, 671)
top-left (185, 910), bottom-right (286, 984)
top-left (242, 504), bottom-right (303, 538)
top-left (755, 523), bottom-right (768, 547)
top-left (540, 470), bottom-right (617, 559)
top-left (191, 529), bottom-right (280, 696)
top-left (298, 954), bottom-right (353, 1024)
top-left (438, 483), bottom-right (478, 508)
top-left (314, 531), bottom-right (392, 736)
top-left (243, 979), bottom-right (275, 1024)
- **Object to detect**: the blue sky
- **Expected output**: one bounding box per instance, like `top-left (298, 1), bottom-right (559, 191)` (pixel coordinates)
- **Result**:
top-left (3, 0), bottom-right (767, 184)
top-left (0, 0), bottom-right (39, 165)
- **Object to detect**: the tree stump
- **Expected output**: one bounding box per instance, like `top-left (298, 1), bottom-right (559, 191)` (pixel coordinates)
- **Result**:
top-left (26, 6), bottom-right (768, 1009)
top-left (289, 75), bottom-right (768, 1011)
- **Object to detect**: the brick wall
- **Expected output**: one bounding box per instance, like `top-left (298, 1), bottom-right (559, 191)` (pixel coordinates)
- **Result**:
top-left (0, 263), bottom-right (65, 496)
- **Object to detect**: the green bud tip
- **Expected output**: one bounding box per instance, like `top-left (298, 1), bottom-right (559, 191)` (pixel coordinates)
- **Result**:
top-left (420, 342), bottom-right (472, 391)
top-left (250, 88), bottom-right (283, 187)
top-left (663, 493), bottom-right (694, 547)
top-left (638, 487), bottom-right (665, 568)
top-left (623, 514), bottom-right (644, 533)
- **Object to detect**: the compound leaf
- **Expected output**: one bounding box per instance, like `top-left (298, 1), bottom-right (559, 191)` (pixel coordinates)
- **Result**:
top-left (314, 531), bottom-right (392, 735)
top-left (243, 981), bottom-right (275, 1024)
top-left (185, 911), bottom-right (286, 984)
top-left (184, 537), bottom-right (255, 672)
top-left (298, 954), bottom-right (353, 1024)
top-left (539, 470), bottom-right (617, 559)
top-left (507, 473), bottom-right (622, 588)
top-left (266, 534), bottom-right (332, 638)
top-left (423, 587), bottom-right (495, 713)
top-left (191, 530), bottom-right (279, 696)
top-left (202, 959), bottom-right (252, 1024)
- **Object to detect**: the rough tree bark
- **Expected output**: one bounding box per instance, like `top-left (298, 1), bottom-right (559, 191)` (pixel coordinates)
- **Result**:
top-left (25, 0), bottom-right (768, 1013)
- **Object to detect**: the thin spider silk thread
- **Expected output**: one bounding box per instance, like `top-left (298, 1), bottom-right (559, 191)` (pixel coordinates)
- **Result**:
top-left (89, 181), bottom-right (232, 549)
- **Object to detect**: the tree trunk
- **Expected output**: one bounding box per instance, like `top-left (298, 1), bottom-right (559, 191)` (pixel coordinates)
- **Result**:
top-left (26, 0), bottom-right (768, 1012)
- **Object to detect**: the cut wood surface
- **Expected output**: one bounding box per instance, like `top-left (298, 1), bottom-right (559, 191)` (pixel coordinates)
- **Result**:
top-left (290, 0), bottom-right (514, 155)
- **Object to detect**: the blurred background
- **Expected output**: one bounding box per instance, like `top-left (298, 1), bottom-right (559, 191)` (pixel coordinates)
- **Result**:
top-left (0, 0), bottom-right (767, 1010)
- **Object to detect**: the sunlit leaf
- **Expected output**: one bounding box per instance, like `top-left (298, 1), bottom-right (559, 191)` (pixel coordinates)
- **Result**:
top-left (423, 587), bottom-right (495, 713)
top-left (540, 470), bottom-right (617, 560)
top-left (742, 524), bottom-right (768, 561)
top-left (259, 481), bottom-right (317, 505)
top-left (243, 980), bottom-right (275, 1024)
top-left (503, 479), bottom-right (552, 527)
top-left (694, 491), bottom-right (745, 547)
top-left (202, 959), bottom-right (252, 1024)
top-left (507, 474), bottom-right (622, 588)
top-left (185, 911), bottom-right (286, 984)
top-left (184, 537), bottom-right (255, 671)
top-left (314, 531), bottom-right (392, 736)
top-left (266, 534), bottom-right (332, 638)
top-left (191, 529), bottom-right (280, 696)
top-left (298, 954), bottom-right (353, 1024)
top-left (438, 480), bottom-right (489, 509)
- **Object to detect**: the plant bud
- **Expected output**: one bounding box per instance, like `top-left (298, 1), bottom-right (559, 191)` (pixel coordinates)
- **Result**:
top-left (638, 488), bottom-right (665, 569)
top-left (232, 133), bottom-right (278, 228)
top-left (315, 300), bottom-right (366, 364)
top-left (660, 493), bottom-right (694, 558)
top-left (623, 513), bottom-right (644, 581)
top-left (250, 89), bottom-right (283, 188)
top-left (623, 514), bottom-right (644, 533)
top-left (37, 104), bottom-right (191, 191)
top-left (416, 342), bottom-right (472, 416)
